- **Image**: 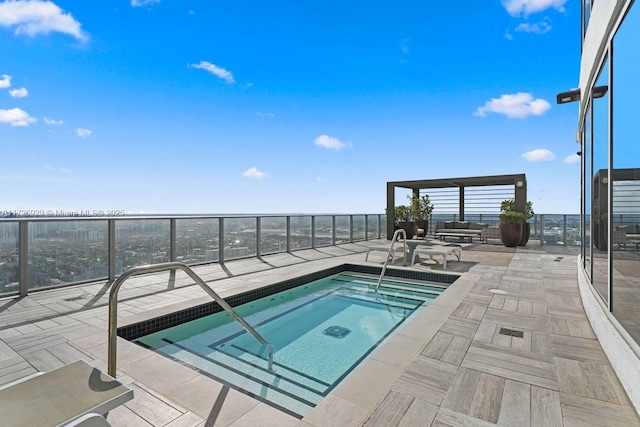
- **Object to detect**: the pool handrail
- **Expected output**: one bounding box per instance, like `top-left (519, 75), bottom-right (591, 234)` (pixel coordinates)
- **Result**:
top-left (376, 228), bottom-right (407, 290)
top-left (108, 261), bottom-right (274, 377)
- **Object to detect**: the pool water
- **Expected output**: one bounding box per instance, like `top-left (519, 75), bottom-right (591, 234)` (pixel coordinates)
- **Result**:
top-left (134, 273), bottom-right (444, 417)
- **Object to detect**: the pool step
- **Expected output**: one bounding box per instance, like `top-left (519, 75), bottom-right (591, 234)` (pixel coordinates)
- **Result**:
top-left (221, 343), bottom-right (331, 392)
top-left (338, 277), bottom-right (444, 298)
top-left (347, 283), bottom-right (439, 304)
top-left (333, 288), bottom-right (420, 311)
top-left (158, 340), bottom-right (326, 417)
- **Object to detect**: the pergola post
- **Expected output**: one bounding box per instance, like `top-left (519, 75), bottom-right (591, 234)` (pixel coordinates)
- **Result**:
top-left (386, 182), bottom-right (395, 239)
top-left (514, 178), bottom-right (527, 215)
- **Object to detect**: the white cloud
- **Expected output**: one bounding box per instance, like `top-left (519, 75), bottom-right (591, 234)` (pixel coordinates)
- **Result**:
top-left (257, 112), bottom-right (275, 117)
top-left (522, 149), bottom-right (556, 162)
top-left (473, 92), bottom-right (551, 119)
top-left (0, 74), bottom-right (11, 88)
top-left (400, 38), bottom-right (410, 54)
top-left (0, 0), bottom-right (88, 41)
top-left (564, 153), bottom-right (581, 164)
top-left (242, 167), bottom-right (268, 180)
top-left (314, 134), bottom-right (350, 150)
top-left (45, 165), bottom-right (72, 173)
top-left (502, 0), bottom-right (568, 17)
top-left (44, 117), bottom-right (63, 125)
top-left (131, 0), bottom-right (161, 7)
top-left (76, 128), bottom-right (92, 137)
top-left (0, 107), bottom-right (36, 126)
top-left (504, 30), bottom-right (514, 40)
top-left (515, 21), bottom-right (552, 34)
top-left (9, 87), bottom-right (28, 98)
top-left (190, 61), bottom-right (235, 84)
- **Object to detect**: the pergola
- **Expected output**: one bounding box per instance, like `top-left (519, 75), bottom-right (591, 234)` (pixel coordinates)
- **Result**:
top-left (386, 173), bottom-right (527, 238)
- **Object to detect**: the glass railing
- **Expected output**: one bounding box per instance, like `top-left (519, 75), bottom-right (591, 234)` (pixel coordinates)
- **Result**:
top-left (429, 213), bottom-right (582, 245)
top-left (0, 214), bottom-right (386, 297)
top-left (0, 212), bottom-right (590, 297)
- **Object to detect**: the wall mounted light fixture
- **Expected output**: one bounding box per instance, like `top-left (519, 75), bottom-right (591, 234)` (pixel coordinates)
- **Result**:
top-left (556, 88), bottom-right (580, 104)
top-left (593, 85), bottom-right (608, 98)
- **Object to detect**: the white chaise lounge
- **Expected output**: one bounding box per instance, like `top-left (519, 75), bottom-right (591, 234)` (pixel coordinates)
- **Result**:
top-left (0, 359), bottom-right (133, 426)
top-left (365, 243), bottom-right (402, 263)
top-left (410, 245), bottom-right (462, 269)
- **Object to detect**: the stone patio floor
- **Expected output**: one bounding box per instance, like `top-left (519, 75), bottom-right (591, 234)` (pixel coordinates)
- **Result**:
top-left (0, 239), bottom-right (638, 426)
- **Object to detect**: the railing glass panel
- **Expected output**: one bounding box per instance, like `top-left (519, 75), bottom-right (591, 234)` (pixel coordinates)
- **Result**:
top-left (290, 216), bottom-right (312, 250)
top-left (28, 220), bottom-right (108, 290)
top-left (353, 215), bottom-right (366, 241)
top-left (260, 216), bottom-right (287, 254)
top-left (0, 222), bottom-right (19, 295)
top-left (366, 215), bottom-right (379, 240)
top-left (380, 215), bottom-right (387, 238)
top-left (314, 216), bottom-right (333, 247)
top-left (176, 218), bottom-right (220, 264)
top-left (335, 216), bottom-right (350, 243)
top-left (223, 217), bottom-right (257, 260)
top-left (115, 219), bottom-right (170, 274)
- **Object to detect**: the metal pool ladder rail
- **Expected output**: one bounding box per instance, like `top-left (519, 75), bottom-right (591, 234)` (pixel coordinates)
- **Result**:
top-left (108, 261), bottom-right (274, 377)
top-left (376, 228), bottom-right (407, 290)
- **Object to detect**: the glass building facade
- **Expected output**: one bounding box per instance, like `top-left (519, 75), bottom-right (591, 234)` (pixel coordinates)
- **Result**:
top-left (577, 0), bottom-right (640, 411)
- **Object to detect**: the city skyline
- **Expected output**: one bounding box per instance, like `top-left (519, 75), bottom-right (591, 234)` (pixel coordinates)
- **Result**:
top-left (1, 0), bottom-right (581, 214)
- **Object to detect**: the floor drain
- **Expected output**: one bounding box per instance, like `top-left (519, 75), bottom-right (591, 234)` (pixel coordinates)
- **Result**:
top-left (499, 327), bottom-right (524, 338)
top-left (64, 295), bottom-right (85, 302)
top-left (324, 326), bottom-right (351, 338)
top-left (488, 289), bottom-right (508, 295)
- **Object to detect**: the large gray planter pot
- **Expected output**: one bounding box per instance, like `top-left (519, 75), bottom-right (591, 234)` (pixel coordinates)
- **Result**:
top-left (397, 221), bottom-right (416, 239)
top-left (518, 222), bottom-right (531, 246)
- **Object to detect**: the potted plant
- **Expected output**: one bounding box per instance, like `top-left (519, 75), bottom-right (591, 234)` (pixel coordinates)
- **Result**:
top-left (499, 210), bottom-right (525, 247)
top-left (500, 199), bottom-right (534, 246)
top-left (408, 194), bottom-right (434, 238)
top-left (394, 205), bottom-right (414, 239)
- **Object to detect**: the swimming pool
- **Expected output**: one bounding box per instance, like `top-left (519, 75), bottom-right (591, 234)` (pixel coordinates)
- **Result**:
top-left (133, 272), bottom-right (446, 417)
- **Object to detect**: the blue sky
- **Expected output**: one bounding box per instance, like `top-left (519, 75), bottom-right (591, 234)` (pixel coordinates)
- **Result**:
top-left (0, 0), bottom-right (582, 215)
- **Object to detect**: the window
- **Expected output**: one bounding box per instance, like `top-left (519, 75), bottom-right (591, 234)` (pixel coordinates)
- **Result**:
top-left (591, 57), bottom-right (610, 304)
top-left (611, 2), bottom-right (640, 345)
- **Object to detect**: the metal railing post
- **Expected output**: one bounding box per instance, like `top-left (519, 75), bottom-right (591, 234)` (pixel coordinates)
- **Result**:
top-left (170, 218), bottom-right (177, 262)
top-left (286, 216), bottom-right (291, 253)
top-left (18, 220), bottom-right (28, 297)
top-left (332, 216), bottom-right (336, 245)
top-left (108, 219), bottom-right (116, 282)
top-left (256, 217), bottom-right (262, 257)
top-left (540, 214), bottom-right (545, 246)
top-left (219, 218), bottom-right (225, 263)
top-left (311, 216), bottom-right (316, 248)
top-left (563, 215), bottom-right (568, 246)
